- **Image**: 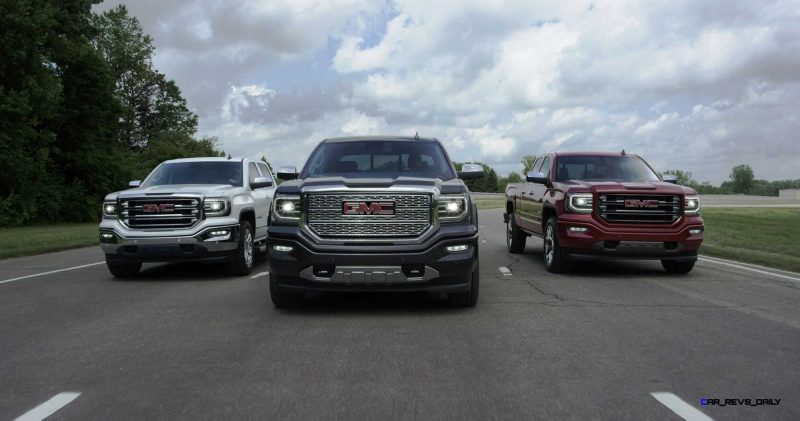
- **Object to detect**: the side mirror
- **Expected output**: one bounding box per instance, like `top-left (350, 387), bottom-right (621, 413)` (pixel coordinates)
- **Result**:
top-left (662, 174), bottom-right (678, 184)
top-left (276, 166), bottom-right (299, 180)
top-left (526, 172), bottom-right (549, 184)
top-left (251, 176), bottom-right (273, 189)
top-left (128, 180), bottom-right (141, 188)
top-left (458, 163), bottom-right (485, 180)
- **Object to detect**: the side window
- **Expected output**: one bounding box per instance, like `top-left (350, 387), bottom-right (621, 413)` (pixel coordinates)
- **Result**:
top-left (532, 157), bottom-right (544, 173)
top-left (256, 163), bottom-right (273, 182)
top-left (248, 163), bottom-right (259, 185)
top-left (539, 156), bottom-right (552, 177)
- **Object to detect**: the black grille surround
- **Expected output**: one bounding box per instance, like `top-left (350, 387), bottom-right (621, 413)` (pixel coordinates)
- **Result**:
top-left (598, 194), bottom-right (681, 224)
top-left (305, 193), bottom-right (432, 238)
top-left (119, 197), bottom-right (201, 229)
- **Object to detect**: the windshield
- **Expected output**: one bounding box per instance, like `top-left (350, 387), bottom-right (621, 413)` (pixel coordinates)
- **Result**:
top-left (555, 156), bottom-right (661, 182)
top-left (302, 140), bottom-right (455, 179)
top-left (143, 161), bottom-right (243, 187)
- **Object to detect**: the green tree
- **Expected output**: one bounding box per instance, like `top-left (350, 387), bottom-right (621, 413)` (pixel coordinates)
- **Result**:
top-left (521, 155), bottom-right (536, 174)
top-left (729, 164), bottom-right (755, 194)
top-left (0, 0), bottom-right (61, 225)
top-left (663, 169), bottom-right (699, 188)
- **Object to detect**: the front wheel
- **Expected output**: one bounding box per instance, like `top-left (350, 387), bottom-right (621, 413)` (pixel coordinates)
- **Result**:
top-left (543, 218), bottom-right (570, 273)
top-left (662, 259), bottom-right (695, 274)
top-left (447, 260), bottom-right (479, 308)
top-left (227, 221), bottom-right (254, 276)
top-left (269, 273), bottom-right (303, 308)
top-left (506, 212), bottom-right (526, 254)
top-left (106, 257), bottom-right (141, 279)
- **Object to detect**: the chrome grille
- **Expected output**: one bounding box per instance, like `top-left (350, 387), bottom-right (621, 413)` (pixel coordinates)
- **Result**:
top-left (307, 193), bottom-right (431, 238)
top-left (120, 197), bottom-right (201, 229)
top-left (599, 194), bottom-right (680, 224)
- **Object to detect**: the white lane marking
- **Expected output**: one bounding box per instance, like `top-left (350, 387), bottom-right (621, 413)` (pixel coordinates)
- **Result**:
top-left (0, 262), bottom-right (104, 285)
top-left (14, 392), bottom-right (81, 421)
top-left (498, 267), bottom-right (512, 276)
top-left (651, 392), bottom-right (713, 421)
top-left (699, 256), bottom-right (800, 284)
top-left (250, 271), bottom-right (269, 279)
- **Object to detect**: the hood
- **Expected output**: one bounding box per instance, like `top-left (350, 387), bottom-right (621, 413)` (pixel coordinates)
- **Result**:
top-left (106, 184), bottom-right (241, 200)
top-left (561, 180), bottom-right (697, 195)
top-left (277, 176), bottom-right (467, 195)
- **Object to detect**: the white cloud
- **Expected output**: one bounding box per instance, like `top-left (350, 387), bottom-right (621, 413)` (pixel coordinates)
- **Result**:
top-left (101, 0), bottom-right (800, 184)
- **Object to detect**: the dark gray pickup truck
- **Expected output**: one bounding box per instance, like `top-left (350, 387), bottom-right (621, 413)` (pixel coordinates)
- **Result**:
top-left (266, 136), bottom-right (484, 308)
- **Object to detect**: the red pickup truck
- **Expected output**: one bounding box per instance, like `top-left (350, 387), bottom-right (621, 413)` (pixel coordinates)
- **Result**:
top-left (504, 151), bottom-right (704, 274)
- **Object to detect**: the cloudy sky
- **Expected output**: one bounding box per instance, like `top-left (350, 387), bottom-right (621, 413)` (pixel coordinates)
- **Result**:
top-left (97, 0), bottom-right (799, 183)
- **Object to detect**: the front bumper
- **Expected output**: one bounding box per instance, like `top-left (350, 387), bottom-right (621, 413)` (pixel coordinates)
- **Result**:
top-left (99, 218), bottom-right (240, 263)
top-left (556, 214), bottom-right (704, 261)
top-left (267, 224), bottom-right (478, 293)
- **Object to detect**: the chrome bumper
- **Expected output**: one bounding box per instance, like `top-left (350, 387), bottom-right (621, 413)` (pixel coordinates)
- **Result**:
top-left (298, 265), bottom-right (441, 284)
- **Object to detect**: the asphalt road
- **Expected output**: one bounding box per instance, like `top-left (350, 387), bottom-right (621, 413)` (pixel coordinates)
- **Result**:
top-left (1, 208), bottom-right (799, 420)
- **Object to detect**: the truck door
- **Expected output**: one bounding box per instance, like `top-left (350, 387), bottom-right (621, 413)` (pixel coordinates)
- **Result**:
top-left (528, 155), bottom-right (551, 235)
top-left (517, 156), bottom-right (543, 231)
top-left (248, 162), bottom-right (271, 240)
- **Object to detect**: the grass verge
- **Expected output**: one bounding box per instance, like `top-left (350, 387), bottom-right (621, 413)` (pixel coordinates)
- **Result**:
top-left (475, 199), bottom-right (506, 210)
top-left (0, 223), bottom-right (98, 259)
top-left (700, 208), bottom-right (800, 273)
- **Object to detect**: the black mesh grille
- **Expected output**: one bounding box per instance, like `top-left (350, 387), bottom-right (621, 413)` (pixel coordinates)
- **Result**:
top-left (307, 193), bottom-right (431, 238)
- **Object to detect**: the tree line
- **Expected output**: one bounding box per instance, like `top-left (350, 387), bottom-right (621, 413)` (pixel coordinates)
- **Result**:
top-left (0, 2), bottom-right (222, 227)
top-left (664, 165), bottom-right (800, 196)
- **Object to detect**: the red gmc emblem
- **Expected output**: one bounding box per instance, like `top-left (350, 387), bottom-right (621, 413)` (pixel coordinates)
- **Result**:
top-left (141, 203), bottom-right (175, 213)
top-left (624, 199), bottom-right (659, 208)
top-left (342, 201), bottom-right (395, 215)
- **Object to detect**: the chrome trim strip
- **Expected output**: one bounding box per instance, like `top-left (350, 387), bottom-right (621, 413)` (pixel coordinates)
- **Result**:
top-left (299, 265), bottom-right (440, 284)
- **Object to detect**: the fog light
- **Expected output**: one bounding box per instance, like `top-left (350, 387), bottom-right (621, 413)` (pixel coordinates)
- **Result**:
top-left (446, 244), bottom-right (469, 253)
top-left (100, 232), bottom-right (114, 239)
top-left (569, 227), bottom-right (589, 232)
top-left (273, 245), bottom-right (293, 252)
top-left (689, 228), bottom-right (703, 235)
top-left (209, 229), bottom-right (230, 237)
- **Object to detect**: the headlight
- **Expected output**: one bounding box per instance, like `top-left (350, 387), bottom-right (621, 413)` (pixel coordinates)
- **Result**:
top-left (204, 198), bottom-right (230, 217)
top-left (274, 195), bottom-right (301, 220)
top-left (102, 201), bottom-right (117, 217)
top-left (684, 195), bottom-right (700, 215)
top-left (439, 194), bottom-right (468, 222)
top-left (566, 193), bottom-right (593, 213)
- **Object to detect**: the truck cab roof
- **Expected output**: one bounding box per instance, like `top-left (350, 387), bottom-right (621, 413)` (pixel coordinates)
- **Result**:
top-left (162, 157), bottom-right (247, 164)
top-left (320, 135), bottom-right (439, 144)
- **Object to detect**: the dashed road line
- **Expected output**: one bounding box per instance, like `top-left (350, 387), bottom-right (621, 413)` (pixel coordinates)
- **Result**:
top-left (250, 271), bottom-right (269, 279)
top-left (0, 262), bottom-right (104, 285)
top-left (14, 392), bottom-right (81, 421)
top-left (651, 392), bottom-right (713, 421)
top-left (498, 267), bottom-right (512, 276)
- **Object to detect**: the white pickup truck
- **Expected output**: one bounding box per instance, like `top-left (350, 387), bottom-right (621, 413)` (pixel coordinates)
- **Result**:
top-left (99, 157), bottom-right (276, 278)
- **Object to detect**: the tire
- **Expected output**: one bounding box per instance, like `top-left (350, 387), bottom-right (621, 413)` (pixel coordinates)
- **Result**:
top-left (269, 273), bottom-right (303, 308)
top-left (106, 257), bottom-right (141, 279)
top-left (543, 217), bottom-right (570, 273)
top-left (662, 259), bottom-right (695, 274)
top-left (227, 220), bottom-right (254, 276)
top-left (506, 212), bottom-right (526, 254)
top-left (447, 260), bottom-right (479, 308)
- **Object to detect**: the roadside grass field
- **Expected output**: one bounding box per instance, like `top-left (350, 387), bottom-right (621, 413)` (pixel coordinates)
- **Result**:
top-left (0, 223), bottom-right (98, 259)
top-left (700, 208), bottom-right (800, 273)
top-left (475, 199), bottom-right (506, 210)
